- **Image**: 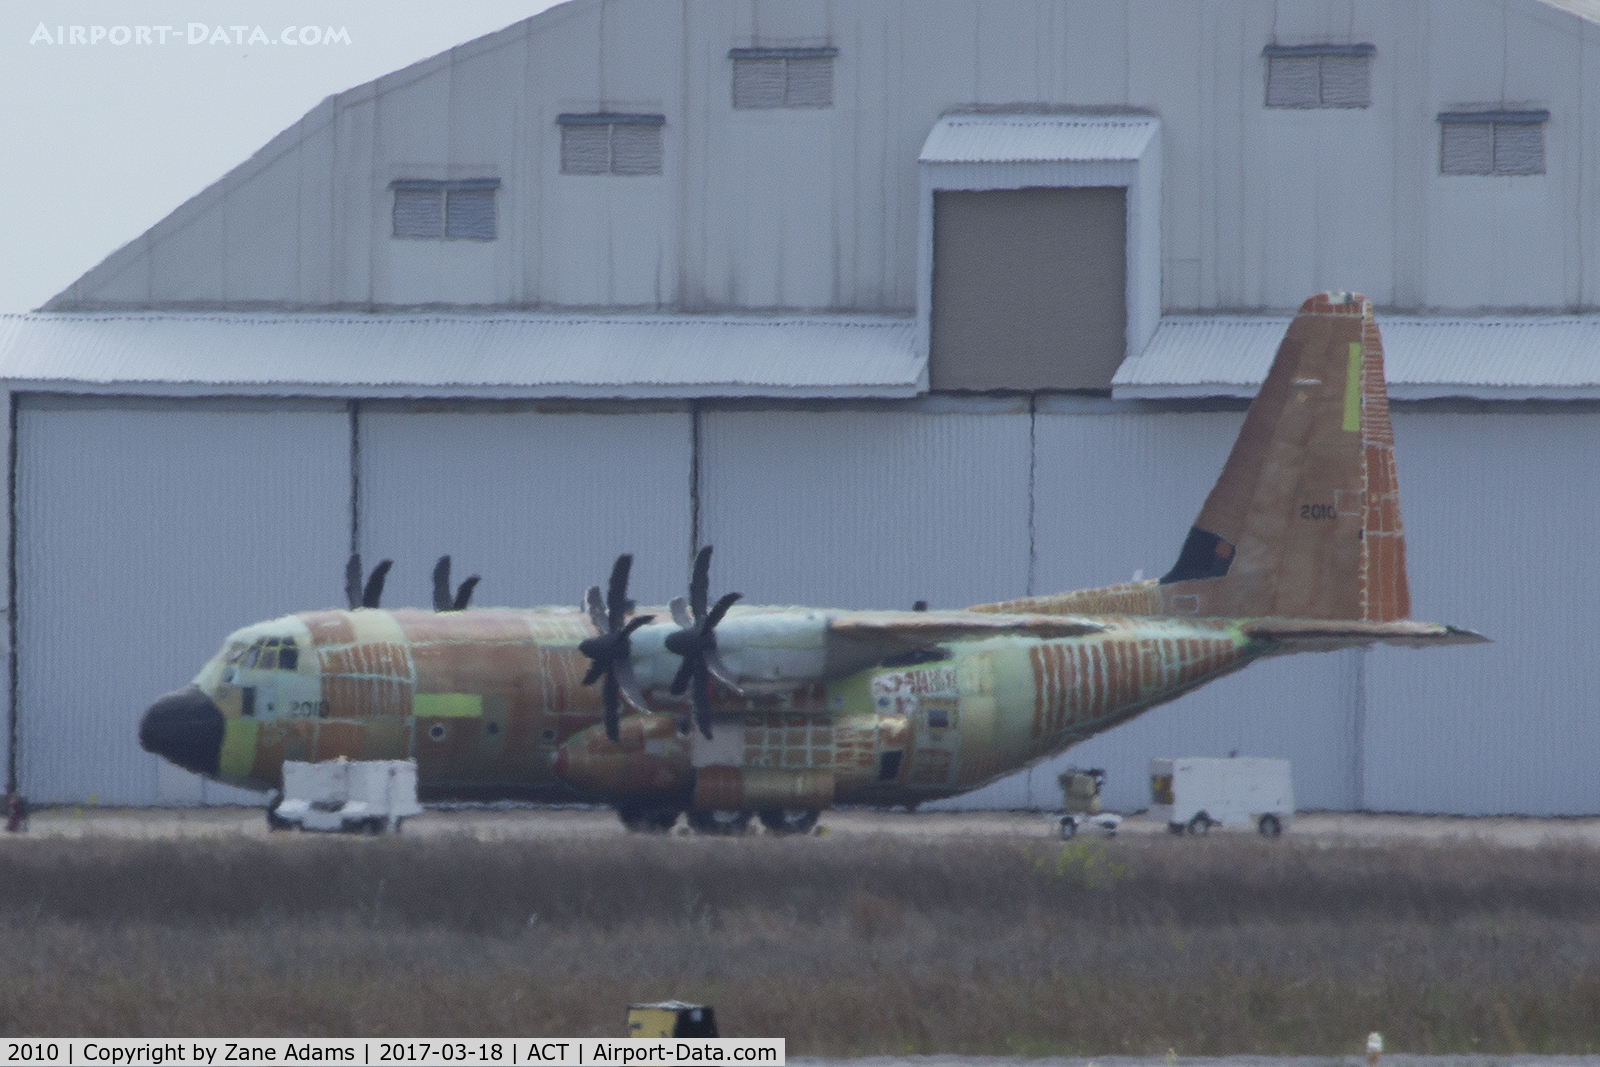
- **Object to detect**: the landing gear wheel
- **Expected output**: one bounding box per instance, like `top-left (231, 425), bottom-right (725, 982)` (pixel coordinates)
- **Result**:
top-left (1058, 815), bottom-right (1078, 840)
top-left (1258, 813), bottom-right (1282, 837)
top-left (1167, 822), bottom-right (1186, 835)
top-left (618, 807), bottom-right (681, 834)
top-left (1187, 813), bottom-right (1213, 836)
top-left (687, 809), bottom-right (752, 835)
top-left (758, 809), bottom-right (819, 836)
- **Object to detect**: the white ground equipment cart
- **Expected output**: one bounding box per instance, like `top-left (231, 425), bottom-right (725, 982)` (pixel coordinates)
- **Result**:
top-left (269, 758), bottom-right (421, 834)
top-left (1056, 767), bottom-right (1123, 839)
top-left (1148, 756), bottom-right (1294, 837)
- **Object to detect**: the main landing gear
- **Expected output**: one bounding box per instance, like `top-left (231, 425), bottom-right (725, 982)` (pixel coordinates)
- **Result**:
top-left (617, 807), bottom-right (822, 836)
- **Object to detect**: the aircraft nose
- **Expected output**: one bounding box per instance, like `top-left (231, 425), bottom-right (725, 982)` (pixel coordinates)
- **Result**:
top-left (139, 685), bottom-right (225, 777)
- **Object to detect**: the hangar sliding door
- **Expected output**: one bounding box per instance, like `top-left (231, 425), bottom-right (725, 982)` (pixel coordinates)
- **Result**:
top-left (1365, 410), bottom-right (1600, 816)
top-left (15, 397), bottom-right (351, 805)
top-left (358, 404), bottom-right (693, 612)
top-left (930, 187), bottom-right (1127, 392)
top-left (698, 400), bottom-right (1031, 612)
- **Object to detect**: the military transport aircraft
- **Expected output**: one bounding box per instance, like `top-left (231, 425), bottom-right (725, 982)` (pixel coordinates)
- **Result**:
top-left (140, 293), bottom-right (1484, 834)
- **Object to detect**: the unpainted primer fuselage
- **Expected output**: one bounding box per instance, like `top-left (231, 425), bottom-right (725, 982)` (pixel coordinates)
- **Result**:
top-left (194, 603), bottom-right (1258, 806)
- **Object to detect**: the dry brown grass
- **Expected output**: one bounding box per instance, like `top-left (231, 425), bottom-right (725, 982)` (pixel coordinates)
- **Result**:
top-left (1, 830), bottom-right (1599, 1052)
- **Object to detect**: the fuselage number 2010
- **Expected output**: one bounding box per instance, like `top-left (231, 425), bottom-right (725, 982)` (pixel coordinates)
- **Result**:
top-left (1300, 503), bottom-right (1337, 520)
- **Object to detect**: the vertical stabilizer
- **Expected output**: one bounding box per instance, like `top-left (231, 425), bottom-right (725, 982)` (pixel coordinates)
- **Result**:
top-left (1159, 292), bottom-right (1408, 621)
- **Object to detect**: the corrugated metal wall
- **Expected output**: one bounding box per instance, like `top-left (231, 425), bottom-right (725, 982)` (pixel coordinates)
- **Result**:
top-left (358, 404), bottom-right (694, 610)
top-left (15, 397), bottom-right (350, 805)
top-left (1363, 409), bottom-right (1600, 815)
top-left (698, 400), bottom-right (1031, 610)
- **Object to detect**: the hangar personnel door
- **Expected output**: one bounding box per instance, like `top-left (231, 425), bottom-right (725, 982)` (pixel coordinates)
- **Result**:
top-left (930, 186), bottom-right (1127, 392)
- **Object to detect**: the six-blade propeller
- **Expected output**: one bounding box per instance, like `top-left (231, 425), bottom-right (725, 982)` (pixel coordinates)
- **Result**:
top-left (665, 546), bottom-right (743, 739)
top-left (432, 555), bottom-right (481, 612)
top-left (577, 554), bottom-right (656, 743)
top-left (345, 554), bottom-right (394, 610)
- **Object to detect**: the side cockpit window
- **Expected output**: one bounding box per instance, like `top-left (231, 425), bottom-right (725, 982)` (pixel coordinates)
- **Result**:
top-left (279, 639), bottom-right (298, 671)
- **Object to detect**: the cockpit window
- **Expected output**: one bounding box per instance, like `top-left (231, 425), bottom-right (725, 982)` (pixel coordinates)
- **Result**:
top-left (234, 636), bottom-right (300, 672)
top-left (224, 641), bottom-right (250, 664)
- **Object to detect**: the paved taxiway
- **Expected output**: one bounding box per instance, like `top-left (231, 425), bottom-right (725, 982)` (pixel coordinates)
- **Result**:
top-left (8, 805), bottom-right (1600, 846)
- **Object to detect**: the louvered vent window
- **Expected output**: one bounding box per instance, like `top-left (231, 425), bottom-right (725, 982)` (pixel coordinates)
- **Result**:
top-left (390, 179), bottom-right (500, 240)
top-left (1263, 44), bottom-right (1374, 108)
top-left (1438, 110), bottom-right (1548, 175)
top-left (557, 114), bottom-right (665, 175)
top-left (730, 47), bottom-right (837, 108)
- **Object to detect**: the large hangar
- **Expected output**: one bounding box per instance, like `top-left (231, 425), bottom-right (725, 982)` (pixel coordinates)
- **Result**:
top-left (7, 0), bottom-right (1600, 813)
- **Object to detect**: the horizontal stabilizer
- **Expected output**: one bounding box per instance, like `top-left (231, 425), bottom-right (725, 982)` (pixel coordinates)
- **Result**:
top-left (1242, 617), bottom-right (1489, 654)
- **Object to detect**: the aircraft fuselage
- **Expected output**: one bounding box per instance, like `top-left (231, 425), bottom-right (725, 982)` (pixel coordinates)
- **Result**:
top-left (153, 604), bottom-right (1261, 808)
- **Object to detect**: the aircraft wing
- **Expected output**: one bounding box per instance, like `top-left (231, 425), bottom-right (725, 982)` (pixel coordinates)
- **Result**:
top-left (823, 610), bottom-right (1106, 676)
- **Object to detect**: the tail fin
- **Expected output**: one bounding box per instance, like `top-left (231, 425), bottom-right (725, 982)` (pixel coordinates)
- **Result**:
top-left (972, 292), bottom-right (1412, 622)
top-left (1159, 291), bottom-right (1407, 621)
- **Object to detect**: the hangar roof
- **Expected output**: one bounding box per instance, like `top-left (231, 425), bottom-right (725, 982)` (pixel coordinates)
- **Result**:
top-left (1115, 314), bottom-right (1600, 401)
top-left (0, 311), bottom-right (922, 400)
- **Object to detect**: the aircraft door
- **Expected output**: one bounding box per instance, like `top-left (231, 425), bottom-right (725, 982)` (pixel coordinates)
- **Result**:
top-left (873, 665), bottom-right (960, 789)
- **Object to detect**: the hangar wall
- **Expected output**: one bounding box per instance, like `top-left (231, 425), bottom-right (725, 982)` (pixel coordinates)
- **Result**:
top-left (14, 397), bottom-right (350, 806)
top-left (13, 394), bottom-right (1595, 814)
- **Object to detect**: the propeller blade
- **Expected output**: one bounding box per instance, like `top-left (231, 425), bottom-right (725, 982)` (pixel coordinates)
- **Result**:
top-left (668, 596), bottom-right (694, 630)
top-left (605, 554), bottom-right (634, 631)
top-left (452, 576), bottom-right (480, 611)
top-left (706, 653), bottom-right (744, 696)
top-left (345, 554), bottom-right (363, 611)
top-left (705, 591), bottom-right (741, 629)
top-left (669, 656), bottom-right (695, 696)
top-left (614, 655), bottom-right (651, 715)
top-left (433, 556), bottom-right (452, 612)
top-left (361, 559), bottom-right (393, 609)
top-left (602, 671), bottom-right (621, 743)
top-left (688, 545), bottom-right (712, 619)
top-left (690, 660), bottom-right (713, 740)
top-left (584, 586), bottom-right (607, 632)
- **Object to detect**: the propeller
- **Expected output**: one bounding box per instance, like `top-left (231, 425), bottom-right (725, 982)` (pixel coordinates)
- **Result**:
top-left (577, 554), bottom-right (655, 743)
top-left (664, 546), bottom-right (742, 740)
top-left (432, 556), bottom-right (481, 612)
top-left (346, 553), bottom-right (394, 610)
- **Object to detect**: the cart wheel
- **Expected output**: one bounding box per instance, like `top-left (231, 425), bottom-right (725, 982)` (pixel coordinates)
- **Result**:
top-left (1187, 812), bottom-right (1212, 836)
top-left (1058, 815), bottom-right (1077, 840)
top-left (1258, 813), bottom-right (1282, 837)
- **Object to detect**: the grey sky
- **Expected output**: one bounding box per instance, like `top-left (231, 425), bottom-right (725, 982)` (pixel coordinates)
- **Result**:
top-left (2, 0), bottom-right (559, 313)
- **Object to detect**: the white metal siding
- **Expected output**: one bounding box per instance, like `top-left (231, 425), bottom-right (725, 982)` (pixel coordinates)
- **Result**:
top-left (45, 0), bottom-right (1600, 316)
top-left (1364, 409), bottom-right (1600, 815)
top-left (357, 406), bottom-right (693, 612)
top-left (15, 398), bottom-right (350, 805)
top-left (698, 402), bottom-right (1031, 611)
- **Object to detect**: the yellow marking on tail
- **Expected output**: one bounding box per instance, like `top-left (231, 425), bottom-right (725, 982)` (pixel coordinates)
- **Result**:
top-left (1343, 341), bottom-right (1363, 432)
